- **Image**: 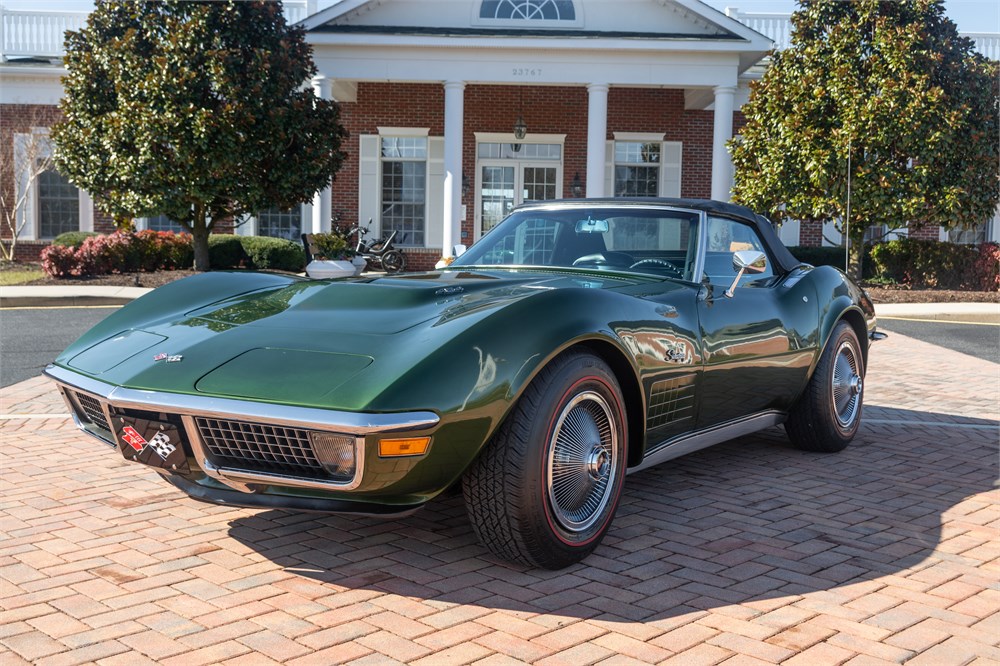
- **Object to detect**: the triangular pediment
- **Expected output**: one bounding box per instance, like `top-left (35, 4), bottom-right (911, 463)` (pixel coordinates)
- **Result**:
top-left (303, 0), bottom-right (771, 49)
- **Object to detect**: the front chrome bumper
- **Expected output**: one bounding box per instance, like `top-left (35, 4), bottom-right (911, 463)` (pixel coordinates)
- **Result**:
top-left (45, 364), bottom-right (439, 495)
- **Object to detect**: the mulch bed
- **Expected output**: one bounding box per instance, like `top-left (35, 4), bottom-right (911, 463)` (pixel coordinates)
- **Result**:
top-left (6, 263), bottom-right (998, 304)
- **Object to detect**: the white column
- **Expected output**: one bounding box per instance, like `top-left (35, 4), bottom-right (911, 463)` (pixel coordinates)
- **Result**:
top-left (442, 81), bottom-right (465, 258)
top-left (311, 75), bottom-right (333, 233)
top-left (711, 85), bottom-right (736, 202)
top-left (586, 83), bottom-right (609, 198)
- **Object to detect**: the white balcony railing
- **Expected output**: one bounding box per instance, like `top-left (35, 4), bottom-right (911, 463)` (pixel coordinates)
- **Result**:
top-left (727, 7), bottom-right (1000, 61)
top-left (1, 9), bottom-right (85, 60)
top-left (2, 3), bottom-right (996, 62)
top-left (1, 1), bottom-right (317, 61)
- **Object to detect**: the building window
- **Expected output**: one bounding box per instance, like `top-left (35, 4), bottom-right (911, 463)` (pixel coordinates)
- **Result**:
top-left (258, 208), bottom-right (303, 241)
top-left (480, 0), bottom-right (575, 20)
top-left (948, 225), bottom-right (987, 245)
top-left (614, 142), bottom-right (660, 197)
top-left (37, 167), bottom-right (79, 239)
top-left (146, 214), bottom-right (186, 233)
top-left (381, 137), bottom-right (427, 247)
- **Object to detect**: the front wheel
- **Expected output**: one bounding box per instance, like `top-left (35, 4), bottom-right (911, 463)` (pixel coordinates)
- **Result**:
top-left (381, 250), bottom-right (406, 273)
top-left (785, 321), bottom-right (865, 452)
top-left (462, 351), bottom-right (627, 569)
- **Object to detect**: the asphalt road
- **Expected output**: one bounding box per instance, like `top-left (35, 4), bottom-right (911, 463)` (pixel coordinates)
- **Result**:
top-left (0, 306), bottom-right (119, 388)
top-left (1, 306), bottom-right (996, 389)
top-left (877, 317), bottom-right (998, 364)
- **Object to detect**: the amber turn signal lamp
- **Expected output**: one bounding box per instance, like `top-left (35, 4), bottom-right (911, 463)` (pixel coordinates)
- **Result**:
top-left (378, 437), bottom-right (431, 457)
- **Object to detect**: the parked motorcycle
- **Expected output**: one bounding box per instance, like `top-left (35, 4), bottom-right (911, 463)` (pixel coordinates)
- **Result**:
top-left (351, 220), bottom-right (406, 273)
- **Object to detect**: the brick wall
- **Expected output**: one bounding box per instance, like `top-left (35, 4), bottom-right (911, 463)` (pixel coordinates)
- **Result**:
top-left (1, 96), bottom-right (954, 261)
top-left (332, 84), bottom-right (723, 264)
top-left (908, 225), bottom-right (940, 241)
top-left (799, 220), bottom-right (825, 247)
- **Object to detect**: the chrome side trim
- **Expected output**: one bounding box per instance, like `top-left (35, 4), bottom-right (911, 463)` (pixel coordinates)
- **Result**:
top-left (182, 414), bottom-right (367, 492)
top-left (45, 364), bottom-right (439, 435)
top-left (628, 410), bottom-right (786, 474)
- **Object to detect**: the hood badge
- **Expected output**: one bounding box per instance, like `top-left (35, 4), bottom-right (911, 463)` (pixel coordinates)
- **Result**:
top-left (153, 353), bottom-right (183, 363)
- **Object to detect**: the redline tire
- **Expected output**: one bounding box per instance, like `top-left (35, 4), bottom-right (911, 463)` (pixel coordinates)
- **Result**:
top-left (462, 350), bottom-right (627, 569)
top-left (785, 321), bottom-right (864, 452)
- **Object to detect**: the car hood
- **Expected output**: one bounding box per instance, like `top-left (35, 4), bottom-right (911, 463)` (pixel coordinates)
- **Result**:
top-left (59, 270), bottom-right (650, 409)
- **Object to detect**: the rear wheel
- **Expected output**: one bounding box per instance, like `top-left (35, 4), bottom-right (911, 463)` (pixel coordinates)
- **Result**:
top-left (462, 351), bottom-right (627, 569)
top-left (382, 250), bottom-right (406, 273)
top-left (786, 321), bottom-right (864, 452)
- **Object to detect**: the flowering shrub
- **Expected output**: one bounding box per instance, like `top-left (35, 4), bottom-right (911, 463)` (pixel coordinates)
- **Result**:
top-left (973, 242), bottom-right (1000, 291)
top-left (40, 231), bottom-right (194, 277)
top-left (40, 244), bottom-right (80, 277)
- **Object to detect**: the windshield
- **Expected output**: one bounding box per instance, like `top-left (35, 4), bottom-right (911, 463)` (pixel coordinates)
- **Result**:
top-left (452, 206), bottom-right (701, 281)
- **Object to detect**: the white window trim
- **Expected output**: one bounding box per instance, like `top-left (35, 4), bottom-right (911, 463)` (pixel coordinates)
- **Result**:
top-left (612, 136), bottom-right (680, 198)
top-left (378, 127), bottom-right (430, 137)
top-left (612, 132), bottom-right (665, 142)
top-left (473, 134), bottom-right (566, 241)
top-left (474, 132), bottom-right (567, 144)
top-left (13, 128), bottom-right (93, 241)
top-left (379, 134), bottom-right (431, 248)
top-left (471, 0), bottom-right (584, 28)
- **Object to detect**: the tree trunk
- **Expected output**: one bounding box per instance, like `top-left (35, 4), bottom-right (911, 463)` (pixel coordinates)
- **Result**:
top-left (847, 242), bottom-right (863, 281)
top-left (191, 205), bottom-right (211, 272)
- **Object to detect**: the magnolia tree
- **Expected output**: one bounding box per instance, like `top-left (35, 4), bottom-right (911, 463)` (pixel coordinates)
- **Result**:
top-left (730, 0), bottom-right (999, 277)
top-left (52, 0), bottom-right (346, 271)
top-left (0, 119), bottom-right (55, 261)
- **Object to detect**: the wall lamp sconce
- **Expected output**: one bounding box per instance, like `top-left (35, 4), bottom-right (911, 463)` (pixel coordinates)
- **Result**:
top-left (462, 174), bottom-right (470, 197)
top-left (571, 172), bottom-right (583, 197)
top-left (513, 114), bottom-right (527, 140)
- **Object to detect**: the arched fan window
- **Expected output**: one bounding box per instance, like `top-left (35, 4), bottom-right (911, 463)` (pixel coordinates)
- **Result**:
top-left (479, 0), bottom-right (576, 21)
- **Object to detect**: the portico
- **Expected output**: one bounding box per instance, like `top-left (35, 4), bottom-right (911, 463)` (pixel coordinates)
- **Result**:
top-left (302, 0), bottom-right (771, 267)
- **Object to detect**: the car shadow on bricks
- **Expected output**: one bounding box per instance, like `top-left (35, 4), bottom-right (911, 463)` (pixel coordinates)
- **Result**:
top-left (226, 407), bottom-right (998, 622)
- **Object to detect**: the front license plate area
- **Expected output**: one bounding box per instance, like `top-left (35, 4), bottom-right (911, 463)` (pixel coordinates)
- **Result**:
top-left (115, 415), bottom-right (189, 473)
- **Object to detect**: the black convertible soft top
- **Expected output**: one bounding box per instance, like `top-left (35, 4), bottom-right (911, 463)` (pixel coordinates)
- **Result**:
top-left (518, 198), bottom-right (803, 275)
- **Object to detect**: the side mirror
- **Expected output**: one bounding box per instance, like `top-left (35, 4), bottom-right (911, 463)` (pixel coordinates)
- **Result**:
top-left (725, 250), bottom-right (767, 298)
top-left (454, 244), bottom-right (467, 257)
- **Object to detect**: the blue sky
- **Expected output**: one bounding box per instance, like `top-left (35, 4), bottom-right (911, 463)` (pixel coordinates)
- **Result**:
top-left (4, 0), bottom-right (997, 34)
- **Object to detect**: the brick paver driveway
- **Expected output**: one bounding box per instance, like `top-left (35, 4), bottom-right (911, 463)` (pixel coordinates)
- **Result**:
top-left (2, 331), bottom-right (998, 665)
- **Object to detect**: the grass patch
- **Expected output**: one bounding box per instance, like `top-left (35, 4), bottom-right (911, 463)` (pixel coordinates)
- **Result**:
top-left (0, 268), bottom-right (45, 286)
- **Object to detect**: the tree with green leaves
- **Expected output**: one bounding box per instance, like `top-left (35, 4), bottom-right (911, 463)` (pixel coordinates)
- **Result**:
top-left (730, 0), bottom-right (999, 277)
top-left (52, 0), bottom-right (346, 271)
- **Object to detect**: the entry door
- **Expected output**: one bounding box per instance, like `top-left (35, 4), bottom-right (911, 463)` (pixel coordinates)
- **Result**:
top-left (478, 163), bottom-right (560, 238)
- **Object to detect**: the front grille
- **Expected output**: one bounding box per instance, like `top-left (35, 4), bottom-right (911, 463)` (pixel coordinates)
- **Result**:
top-left (195, 417), bottom-right (326, 478)
top-left (74, 391), bottom-right (112, 432)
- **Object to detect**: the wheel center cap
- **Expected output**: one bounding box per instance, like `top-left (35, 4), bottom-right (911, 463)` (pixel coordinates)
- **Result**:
top-left (849, 375), bottom-right (862, 396)
top-left (587, 448), bottom-right (609, 480)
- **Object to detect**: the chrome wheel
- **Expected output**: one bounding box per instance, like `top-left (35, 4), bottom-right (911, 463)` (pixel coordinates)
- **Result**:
top-left (547, 391), bottom-right (620, 533)
top-left (832, 340), bottom-right (862, 428)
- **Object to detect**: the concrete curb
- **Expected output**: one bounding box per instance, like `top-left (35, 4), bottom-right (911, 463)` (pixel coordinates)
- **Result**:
top-left (2, 285), bottom-right (998, 322)
top-left (0, 285), bottom-right (153, 308)
top-left (876, 301), bottom-right (1000, 324)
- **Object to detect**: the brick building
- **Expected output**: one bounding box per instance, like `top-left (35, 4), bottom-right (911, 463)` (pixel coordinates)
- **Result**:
top-left (1, 0), bottom-right (997, 268)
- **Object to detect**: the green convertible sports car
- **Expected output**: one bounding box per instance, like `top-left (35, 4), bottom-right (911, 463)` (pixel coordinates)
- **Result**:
top-left (48, 198), bottom-right (881, 569)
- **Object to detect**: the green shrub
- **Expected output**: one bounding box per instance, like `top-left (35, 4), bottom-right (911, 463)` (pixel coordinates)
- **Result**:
top-left (159, 232), bottom-right (194, 269)
top-left (51, 231), bottom-right (99, 248)
top-left (789, 246), bottom-right (845, 268)
top-left (789, 246), bottom-right (878, 278)
top-left (869, 238), bottom-right (997, 289)
top-left (208, 234), bottom-right (248, 269)
top-left (240, 236), bottom-right (305, 271)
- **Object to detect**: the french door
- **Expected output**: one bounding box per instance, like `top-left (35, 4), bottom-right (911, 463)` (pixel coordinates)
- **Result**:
top-left (476, 143), bottom-right (562, 240)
